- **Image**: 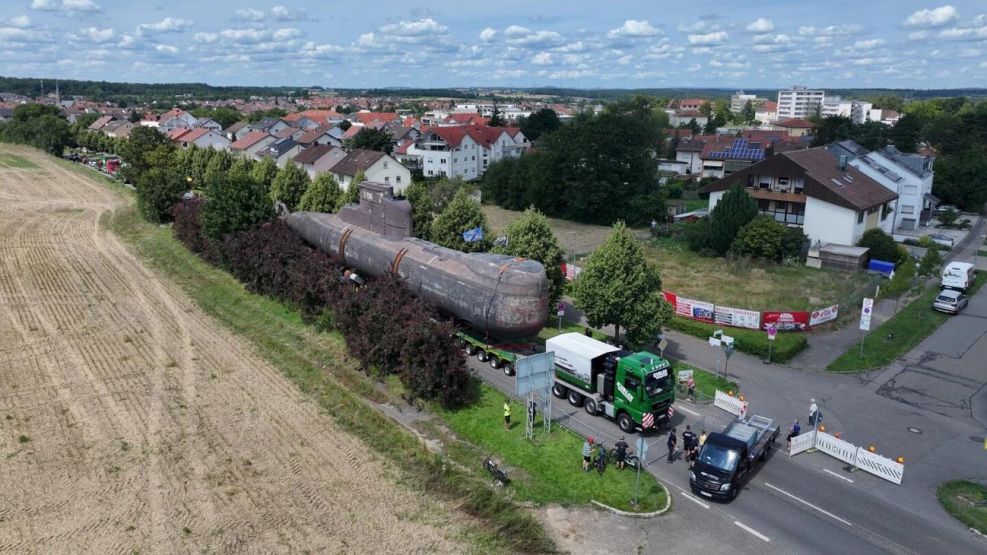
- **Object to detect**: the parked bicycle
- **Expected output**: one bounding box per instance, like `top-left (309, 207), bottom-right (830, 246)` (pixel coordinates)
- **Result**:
top-left (484, 457), bottom-right (509, 487)
top-left (602, 442), bottom-right (642, 470)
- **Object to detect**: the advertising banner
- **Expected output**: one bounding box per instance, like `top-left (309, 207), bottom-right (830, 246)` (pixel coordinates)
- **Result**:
top-left (762, 311), bottom-right (810, 331)
top-left (809, 304), bottom-right (839, 327)
top-left (561, 263), bottom-right (582, 282)
top-left (713, 305), bottom-right (761, 330)
top-left (675, 296), bottom-right (715, 322)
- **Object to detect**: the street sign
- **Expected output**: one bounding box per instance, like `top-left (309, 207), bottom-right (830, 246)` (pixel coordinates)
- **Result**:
top-left (516, 352), bottom-right (555, 396)
top-left (677, 369), bottom-right (693, 383)
top-left (657, 338), bottom-right (668, 357)
top-left (721, 335), bottom-right (734, 345)
top-left (767, 324), bottom-right (777, 341)
top-left (859, 297), bottom-right (873, 331)
top-left (636, 436), bottom-right (649, 459)
top-left (709, 337), bottom-right (721, 347)
top-left (642, 412), bottom-right (654, 429)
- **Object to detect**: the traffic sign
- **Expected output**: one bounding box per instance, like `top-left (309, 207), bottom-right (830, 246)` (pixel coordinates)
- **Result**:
top-left (767, 324), bottom-right (777, 341)
top-left (642, 412), bottom-right (654, 429)
top-left (859, 297), bottom-right (874, 331)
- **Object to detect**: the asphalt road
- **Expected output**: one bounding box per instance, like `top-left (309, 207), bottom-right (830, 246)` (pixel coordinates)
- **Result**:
top-left (469, 354), bottom-right (987, 554)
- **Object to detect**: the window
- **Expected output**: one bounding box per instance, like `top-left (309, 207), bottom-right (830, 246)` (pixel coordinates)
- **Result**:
top-left (396, 176), bottom-right (402, 183)
top-left (900, 204), bottom-right (915, 214)
top-left (623, 376), bottom-right (640, 396)
top-left (383, 161), bottom-right (388, 169)
top-left (746, 175), bottom-right (755, 187)
top-left (858, 211), bottom-right (864, 224)
top-left (440, 158), bottom-right (446, 164)
top-left (384, 176), bottom-right (390, 183)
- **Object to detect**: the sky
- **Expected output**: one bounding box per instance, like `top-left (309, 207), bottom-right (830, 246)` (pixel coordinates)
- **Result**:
top-left (1, 1), bottom-right (986, 89)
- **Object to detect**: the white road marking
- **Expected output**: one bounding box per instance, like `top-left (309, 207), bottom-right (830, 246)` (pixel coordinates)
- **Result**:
top-left (677, 405), bottom-right (701, 416)
top-left (823, 468), bottom-right (855, 483)
top-left (734, 520), bottom-right (770, 542)
top-left (681, 492), bottom-right (710, 509)
top-left (764, 482), bottom-right (854, 527)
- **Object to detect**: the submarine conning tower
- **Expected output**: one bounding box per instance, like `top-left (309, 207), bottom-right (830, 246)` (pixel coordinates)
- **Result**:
top-left (337, 181), bottom-right (414, 240)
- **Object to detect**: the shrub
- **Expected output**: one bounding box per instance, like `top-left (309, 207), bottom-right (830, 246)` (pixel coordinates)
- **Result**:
top-left (684, 218), bottom-right (713, 253)
top-left (171, 198), bottom-right (211, 255)
top-left (708, 185), bottom-right (758, 255)
top-left (665, 316), bottom-right (808, 362)
top-left (857, 228), bottom-right (904, 264)
top-left (731, 215), bottom-right (786, 261)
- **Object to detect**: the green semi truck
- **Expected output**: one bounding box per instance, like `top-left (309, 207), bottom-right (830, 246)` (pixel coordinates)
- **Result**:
top-left (545, 333), bottom-right (675, 434)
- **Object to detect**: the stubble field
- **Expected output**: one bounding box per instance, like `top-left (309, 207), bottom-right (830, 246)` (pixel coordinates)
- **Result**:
top-left (0, 146), bottom-right (467, 553)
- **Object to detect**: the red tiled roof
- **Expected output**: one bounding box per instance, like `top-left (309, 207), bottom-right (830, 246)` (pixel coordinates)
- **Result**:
top-left (354, 112), bottom-right (399, 126)
top-left (776, 118), bottom-right (816, 129)
top-left (177, 128), bottom-right (211, 144)
top-left (675, 110), bottom-right (705, 118)
top-left (423, 125), bottom-right (519, 149)
top-left (759, 101), bottom-right (778, 111)
top-left (296, 124), bottom-right (335, 145)
top-left (230, 130), bottom-right (271, 150)
top-left (283, 109), bottom-right (338, 123)
top-left (274, 126), bottom-right (297, 139)
top-left (168, 127), bottom-right (194, 141)
top-left (395, 138), bottom-right (415, 155)
top-left (159, 108), bottom-right (188, 122)
top-left (341, 125), bottom-right (363, 140)
top-left (88, 115), bottom-right (113, 130)
top-left (402, 116), bottom-right (418, 126)
top-left (292, 144), bottom-right (342, 165)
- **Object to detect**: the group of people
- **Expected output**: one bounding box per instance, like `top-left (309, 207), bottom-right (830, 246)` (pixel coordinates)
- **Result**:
top-left (666, 425), bottom-right (706, 465)
top-left (581, 436), bottom-right (637, 475)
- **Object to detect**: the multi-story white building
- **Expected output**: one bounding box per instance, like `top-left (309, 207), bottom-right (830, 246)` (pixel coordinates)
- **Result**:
top-left (402, 126), bottom-right (528, 180)
top-left (827, 140), bottom-right (935, 231)
top-left (730, 91), bottom-right (758, 113)
top-left (777, 86), bottom-right (825, 119)
top-left (821, 97), bottom-right (873, 124)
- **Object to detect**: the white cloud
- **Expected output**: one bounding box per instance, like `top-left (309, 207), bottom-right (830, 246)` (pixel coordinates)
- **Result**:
top-left (687, 31), bottom-right (728, 45)
top-left (677, 21), bottom-right (717, 33)
top-left (531, 52), bottom-right (552, 65)
top-left (379, 18), bottom-right (449, 36)
top-left (503, 25), bottom-right (563, 48)
top-left (32, 0), bottom-right (100, 11)
top-left (272, 28), bottom-right (301, 41)
top-left (234, 8), bottom-right (265, 22)
top-left (607, 19), bottom-right (660, 38)
top-left (751, 34), bottom-right (795, 52)
top-left (30, 0), bottom-right (59, 11)
top-left (853, 38), bottom-right (886, 50)
top-left (479, 27), bottom-right (496, 42)
top-left (219, 28), bottom-right (268, 43)
top-left (903, 5), bottom-right (959, 28)
top-left (138, 17), bottom-right (193, 33)
top-left (980, 60), bottom-right (987, 68)
top-left (80, 26), bottom-right (114, 42)
top-left (271, 5), bottom-right (309, 22)
top-left (8, 15), bottom-right (31, 28)
top-left (194, 32), bottom-right (219, 43)
top-left (155, 44), bottom-right (178, 53)
top-left (939, 25), bottom-right (987, 40)
top-left (798, 24), bottom-right (863, 36)
top-left (746, 18), bottom-right (774, 33)
top-left (908, 30), bottom-right (930, 40)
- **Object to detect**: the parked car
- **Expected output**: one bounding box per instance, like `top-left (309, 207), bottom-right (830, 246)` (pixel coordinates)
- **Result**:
top-left (933, 289), bottom-right (968, 314)
top-left (928, 234), bottom-right (955, 249)
top-left (935, 205), bottom-right (958, 216)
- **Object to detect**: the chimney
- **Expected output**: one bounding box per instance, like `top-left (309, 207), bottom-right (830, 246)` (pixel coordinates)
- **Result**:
top-left (838, 154), bottom-right (848, 171)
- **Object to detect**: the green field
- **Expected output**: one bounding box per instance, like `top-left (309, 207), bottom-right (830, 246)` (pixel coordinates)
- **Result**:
top-left (828, 273), bottom-right (987, 372)
top-left (0, 152), bottom-right (39, 169)
top-left (438, 384), bottom-right (667, 513)
top-left (938, 480), bottom-right (987, 535)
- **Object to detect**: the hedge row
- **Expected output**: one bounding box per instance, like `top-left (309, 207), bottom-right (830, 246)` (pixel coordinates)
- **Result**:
top-left (171, 199), bottom-right (471, 407)
top-left (666, 316), bottom-right (808, 362)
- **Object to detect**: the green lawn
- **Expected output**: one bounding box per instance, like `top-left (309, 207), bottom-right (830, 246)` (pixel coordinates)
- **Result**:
top-left (828, 273), bottom-right (987, 373)
top-left (683, 198), bottom-right (708, 213)
top-left (671, 362), bottom-right (737, 398)
top-left (438, 384), bottom-right (667, 513)
top-left (938, 480), bottom-right (987, 535)
top-left (0, 151), bottom-right (40, 169)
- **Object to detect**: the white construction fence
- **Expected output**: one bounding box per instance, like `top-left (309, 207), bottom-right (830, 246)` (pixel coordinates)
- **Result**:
top-left (789, 429), bottom-right (904, 485)
top-left (713, 389), bottom-right (748, 418)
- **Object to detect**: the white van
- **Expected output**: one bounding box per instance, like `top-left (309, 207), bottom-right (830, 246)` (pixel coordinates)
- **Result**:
top-left (941, 261), bottom-right (975, 291)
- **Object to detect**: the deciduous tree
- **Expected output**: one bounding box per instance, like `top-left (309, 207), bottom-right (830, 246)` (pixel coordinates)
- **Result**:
top-left (430, 188), bottom-right (491, 252)
top-left (403, 180), bottom-right (434, 240)
top-left (708, 184), bottom-right (758, 255)
top-left (492, 207), bottom-right (566, 307)
top-left (269, 162), bottom-right (311, 211)
top-left (731, 215), bottom-right (786, 261)
top-left (346, 127), bottom-right (392, 153)
top-left (201, 160), bottom-right (274, 239)
top-left (298, 173), bottom-right (342, 213)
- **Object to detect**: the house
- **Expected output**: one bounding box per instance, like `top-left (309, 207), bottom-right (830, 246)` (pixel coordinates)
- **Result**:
top-left (442, 113), bottom-right (489, 126)
top-left (330, 149), bottom-right (411, 194)
top-left (675, 138), bottom-right (705, 175)
top-left (385, 125), bottom-right (421, 146)
top-left (283, 109), bottom-right (344, 127)
top-left (230, 130), bottom-right (277, 160)
top-left (822, 97), bottom-right (872, 124)
top-left (755, 101), bottom-right (778, 123)
top-left (247, 117), bottom-right (291, 136)
top-left (774, 118), bottom-right (816, 138)
top-left (405, 125), bottom-right (528, 180)
top-left (868, 108), bottom-right (901, 126)
top-left (223, 121), bottom-right (248, 141)
top-left (353, 111), bottom-right (399, 128)
top-left (668, 98), bottom-right (706, 112)
top-left (295, 124), bottom-right (343, 149)
top-left (700, 137), bottom-right (768, 179)
top-left (826, 140), bottom-right (935, 231)
top-left (668, 110), bottom-right (709, 128)
top-left (292, 144), bottom-right (347, 179)
top-left (777, 86), bottom-right (825, 119)
top-left (103, 120), bottom-right (135, 138)
top-left (88, 115), bottom-right (114, 131)
top-left (261, 137), bottom-right (304, 167)
top-left (174, 128), bottom-right (231, 150)
top-left (158, 108), bottom-right (199, 133)
top-left (193, 118), bottom-right (223, 132)
top-left (700, 147), bottom-right (898, 247)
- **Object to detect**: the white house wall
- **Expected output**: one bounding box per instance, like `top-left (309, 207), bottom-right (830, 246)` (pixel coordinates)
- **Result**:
top-left (804, 197), bottom-right (856, 246)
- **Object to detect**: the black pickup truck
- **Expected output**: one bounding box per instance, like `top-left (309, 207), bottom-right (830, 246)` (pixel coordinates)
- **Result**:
top-left (690, 415), bottom-right (779, 501)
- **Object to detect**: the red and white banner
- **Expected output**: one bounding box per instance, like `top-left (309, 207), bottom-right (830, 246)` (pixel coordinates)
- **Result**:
top-left (713, 305), bottom-right (761, 330)
top-left (809, 304), bottom-right (839, 327)
top-left (561, 263), bottom-right (583, 282)
top-left (674, 296), bottom-right (715, 322)
top-left (762, 311), bottom-right (810, 331)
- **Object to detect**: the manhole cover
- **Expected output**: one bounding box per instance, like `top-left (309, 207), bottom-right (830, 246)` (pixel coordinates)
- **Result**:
top-left (971, 435), bottom-right (985, 443)
top-left (907, 427), bottom-right (923, 434)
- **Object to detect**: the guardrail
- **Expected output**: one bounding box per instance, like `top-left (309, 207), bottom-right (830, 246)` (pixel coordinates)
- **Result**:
top-left (789, 429), bottom-right (904, 485)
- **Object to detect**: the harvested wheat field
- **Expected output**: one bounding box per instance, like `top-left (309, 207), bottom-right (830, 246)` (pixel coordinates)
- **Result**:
top-left (0, 145), bottom-right (467, 553)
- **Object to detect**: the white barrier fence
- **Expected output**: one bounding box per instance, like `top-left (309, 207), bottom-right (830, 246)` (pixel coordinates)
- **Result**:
top-left (714, 390), bottom-right (748, 417)
top-left (789, 429), bottom-right (904, 485)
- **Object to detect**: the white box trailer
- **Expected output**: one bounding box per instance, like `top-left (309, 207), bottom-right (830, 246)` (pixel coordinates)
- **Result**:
top-left (941, 261), bottom-right (975, 291)
top-left (545, 333), bottom-right (620, 385)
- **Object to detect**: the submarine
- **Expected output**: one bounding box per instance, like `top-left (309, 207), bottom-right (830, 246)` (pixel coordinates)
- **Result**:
top-left (285, 182), bottom-right (549, 338)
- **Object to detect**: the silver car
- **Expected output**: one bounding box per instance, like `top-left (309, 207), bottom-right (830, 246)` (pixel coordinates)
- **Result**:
top-left (933, 289), bottom-right (968, 314)
top-left (929, 234), bottom-right (955, 249)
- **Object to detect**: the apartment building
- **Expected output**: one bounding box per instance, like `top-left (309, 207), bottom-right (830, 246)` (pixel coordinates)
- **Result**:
top-left (777, 86), bottom-right (825, 119)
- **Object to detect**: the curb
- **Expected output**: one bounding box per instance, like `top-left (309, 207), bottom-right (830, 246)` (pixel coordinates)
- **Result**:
top-left (972, 527), bottom-right (986, 540)
top-left (591, 482), bottom-right (672, 518)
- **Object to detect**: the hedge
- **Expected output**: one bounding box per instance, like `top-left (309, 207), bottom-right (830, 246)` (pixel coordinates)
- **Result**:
top-left (665, 316), bottom-right (808, 362)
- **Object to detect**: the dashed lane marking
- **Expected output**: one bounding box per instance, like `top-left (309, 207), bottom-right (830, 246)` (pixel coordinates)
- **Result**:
top-left (681, 492), bottom-right (710, 509)
top-left (734, 520), bottom-right (770, 542)
top-left (823, 468), bottom-right (855, 483)
top-left (764, 482), bottom-right (854, 527)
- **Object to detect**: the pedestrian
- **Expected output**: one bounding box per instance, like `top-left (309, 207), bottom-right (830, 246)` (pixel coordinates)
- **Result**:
top-left (682, 425), bottom-right (697, 467)
top-left (686, 375), bottom-right (696, 400)
top-left (584, 326), bottom-right (592, 337)
top-left (582, 437), bottom-right (593, 472)
top-left (699, 429), bottom-right (707, 447)
top-left (787, 420), bottom-right (801, 451)
top-left (666, 427), bottom-right (678, 463)
top-left (650, 218), bottom-right (657, 237)
top-left (615, 436), bottom-right (629, 470)
top-left (596, 443), bottom-right (607, 475)
top-left (503, 398), bottom-right (511, 431)
top-left (809, 398), bottom-right (819, 427)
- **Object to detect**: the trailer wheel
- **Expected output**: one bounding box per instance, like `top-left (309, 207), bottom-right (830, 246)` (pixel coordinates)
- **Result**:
top-left (617, 412), bottom-right (635, 434)
top-left (477, 350), bottom-right (489, 362)
top-left (503, 363), bottom-right (515, 377)
top-left (567, 390), bottom-right (584, 407)
top-left (464, 344), bottom-right (477, 356)
top-left (584, 398), bottom-right (598, 416)
top-left (489, 357), bottom-right (501, 369)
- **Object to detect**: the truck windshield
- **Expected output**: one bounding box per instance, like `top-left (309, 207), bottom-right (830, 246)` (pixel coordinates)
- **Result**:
top-left (698, 444), bottom-right (739, 472)
top-left (644, 368), bottom-right (671, 396)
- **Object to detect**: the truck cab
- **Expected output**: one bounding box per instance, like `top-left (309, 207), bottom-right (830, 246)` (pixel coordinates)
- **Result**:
top-left (690, 415), bottom-right (778, 500)
top-left (547, 333), bottom-right (674, 434)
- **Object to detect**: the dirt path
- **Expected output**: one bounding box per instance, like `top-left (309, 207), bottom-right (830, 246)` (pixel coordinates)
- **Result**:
top-left (0, 146), bottom-right (466, 553)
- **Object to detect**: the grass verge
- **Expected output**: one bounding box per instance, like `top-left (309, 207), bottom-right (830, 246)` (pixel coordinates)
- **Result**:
top-left (666, 316), bottom-right (807, 363)
top-left (103, 203), bottom-right (554, 553)
top-left (670, 362), bottom-right (737, 398)
top-left (937, 480), bottom-right (987, 535)
top-left (828, 273), bottom-right (986, 373)
top-left (438, 383), bottom-right (667, 512)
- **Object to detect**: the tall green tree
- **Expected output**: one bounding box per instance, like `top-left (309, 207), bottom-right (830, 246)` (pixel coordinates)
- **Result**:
top-left (888, 114), bottom-right (921, 153)
top-left (298, 172), bottom-right (342, 213)
top-left (203, 149), bottom-right (234, 187)
top-left (491, 208), bottom-right (566, 306)
top-left (340, 169), bottom-right (365, 207)
top-left (708, 185), bottom-right (758, 255)
top-left (1, 104), bottom-right (71, 156)
top-left (518, 108), bottom-right (560, 141)
top-left (201, 161), bottom-right (274, 239)
top-left (250, 157), bottom-right (278, 190)
top-left (269, 162), bottom-right (310, 211)
top-left (741, 100), bottom-right (756, 123)
top-left (404, 180), bottom-right (434, 240)
top-left (430, 188), bottom-right (491, 252)
top-left (572, 221), bottom-right (672, 344)
top-left (857, 228), bottom-right (906, 264)
top-left (346, 127), bottom-right (393, 153)
top-left (488, 105), bottom-right (506, 127)
top-left (118, 126), bottom-right (170, 179)
top-left (135, 145), bottom-right (186, 223)
top-left (917, 245), bottom-right (942, 278)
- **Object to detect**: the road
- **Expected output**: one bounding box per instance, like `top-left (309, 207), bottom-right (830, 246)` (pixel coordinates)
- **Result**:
top-left (468, 345), bottom-right (987, 553)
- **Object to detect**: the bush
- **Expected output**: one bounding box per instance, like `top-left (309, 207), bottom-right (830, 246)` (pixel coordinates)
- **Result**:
top-left (857, 228), bottom-right (904, 264)
top-left (665, 316), bottom-right (808, 362)
top-left (731, 215), bottom-right (786, 261)
top-left (684, 218), bottom-right (713, 253)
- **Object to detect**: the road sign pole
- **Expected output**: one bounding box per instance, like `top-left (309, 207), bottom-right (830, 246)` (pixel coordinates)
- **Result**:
top-left (767, 340), bottom-right (773, 364)
top-left (633, 463), bottom-right (642, 506)
top-left (860, 330), bottom-right (865, 357)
